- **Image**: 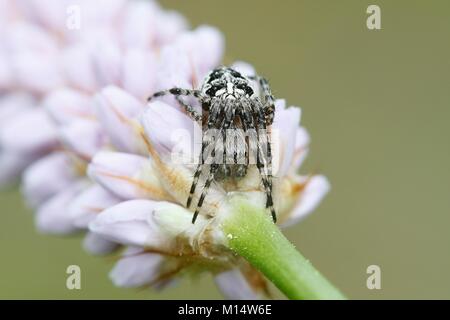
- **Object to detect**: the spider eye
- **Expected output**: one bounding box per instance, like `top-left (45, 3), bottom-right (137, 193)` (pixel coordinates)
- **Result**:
top-left (206, 84), bottom-right (221, 96)
top-left (235, 83), bottom-right (253, 96)
top-left (244, 86), bottom-right (254, 96)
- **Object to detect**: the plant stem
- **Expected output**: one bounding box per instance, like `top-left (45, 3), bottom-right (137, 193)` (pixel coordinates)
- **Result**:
top-left (221, 196), bottom-right (346, 300)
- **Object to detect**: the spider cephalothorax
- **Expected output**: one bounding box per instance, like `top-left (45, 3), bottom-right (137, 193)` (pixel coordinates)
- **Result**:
top-left (148, 66), bottom-right (276, 223)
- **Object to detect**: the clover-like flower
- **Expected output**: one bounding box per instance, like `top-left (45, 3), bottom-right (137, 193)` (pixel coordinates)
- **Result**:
top-left (0, 0), bottom-right (224, 255)
top-left (0, 0), bottom-right (344, 300)
top-left (81, 61), bottom-right (330, 298)
top-left (0, 0), bottom-right (188, 186)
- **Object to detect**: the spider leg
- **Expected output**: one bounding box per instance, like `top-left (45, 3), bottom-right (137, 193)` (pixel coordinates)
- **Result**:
top-left (148, 88), bottom-right (202, 101)
top-left (253, 98), bottom-right (273, 172)
top-left (186, 99), bottom-right (222, 214)
top-left (222, 100), bottom-right (242, 170)
top-left (191, 99), bottom-right (232, 223)
top-left (186, 162), bottom-right (203, 209)
top-left (186, 129), bottom-right (217, 209)
top-left (238, 99), bottom-right (274, 222)
top-left (175, 95), bottom-right (202, 123)
top-left (256, 140), bottom-right (276, 223)
top-left (248, 75), bottom-right (275, 125)
top-left (238, 99), bottom-right (254, 167)
top-left (192, 164), bottom-right (219, 223)
top-left (148, 87), bottom-right (203, 122)
top-left (249, 98), bottom-right (276, 223)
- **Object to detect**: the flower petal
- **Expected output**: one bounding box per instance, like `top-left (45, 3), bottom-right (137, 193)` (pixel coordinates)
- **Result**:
top-left (110, 250), bottom-right (166, 288)
top-left (154, 44), bottom-right (192, 90)
top-left (272, 100), bottom-right (302, 178)
top-left (187, 25), bottom-right (224, 79)
top-left (90, 39), bottom-right (121, 87)
top-left (35, 180), bottom-right (88, 235)
top-left (87, 151), bottom-right (169, 201)
top-left (83, 232), bottom-right (118, 256)
top-left (14, 0), bottom-right (67, 33)
top-left (62, 44), bottom-right (98, 92)
top-left (0, 93), bottom-right (34, 126)
top-left (5, 21), bottom-right (58, 54)
top-left (0, 152), bottom-right (29, 186)
top-left (22, 152), bottom-right (77, 208)
top-left (122, 49), bottom-right (157, 101)
top-left (59, 120), bottom-right (106, 160)
top-left (155, 25), bottom-right (223, 90)
top-left (289, 127), bottom-right (310, 173)
top-left (0, 51), bottom-right (13, 89)
top-left (120, 0), bottom-right (159, 48)
top-left (43, 88), bottom-right (95, 125)
top-left (141, 100), bottom-right (201, 157)
top-left (89, 199), bottom-right (171, 247)
top-left (69, 184), bottom-right (120, 228)
top-left (95, 86), bottom-right (146, 154)
top-left (11, 52), bottom-right (63, 93)
top-left (153, 9), bottom-right (187, 44)
top-left (0, 108), bottom-right (58, 155)
top-left (281, 175), bottom-right (330, 227)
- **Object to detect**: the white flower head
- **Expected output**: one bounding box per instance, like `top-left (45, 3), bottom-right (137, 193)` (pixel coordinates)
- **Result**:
top-left (82, 61), bottom-right (330, 298)
top-left (0, 0), bottom-right (223, 255)
top-left (0, 0), bottom-right (328, 299)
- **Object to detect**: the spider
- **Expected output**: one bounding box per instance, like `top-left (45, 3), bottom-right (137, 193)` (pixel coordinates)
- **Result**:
top-left (148, 66), bottom-right (276, 224)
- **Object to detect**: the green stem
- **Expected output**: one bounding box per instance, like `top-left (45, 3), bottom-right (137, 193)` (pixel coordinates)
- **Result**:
top-left (221, 196), bottom-right (346, 300)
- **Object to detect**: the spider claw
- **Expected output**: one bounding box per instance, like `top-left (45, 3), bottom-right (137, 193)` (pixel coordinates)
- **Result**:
top-left (192, 210), bottom-right (200, 224)
top-left (271, 208), bottom-right (277, 223)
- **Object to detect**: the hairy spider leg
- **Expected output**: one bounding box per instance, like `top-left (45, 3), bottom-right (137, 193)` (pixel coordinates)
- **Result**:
top-left (191, 100), bottom-right (232, 223)
top-left (186, 97), bottom-right (221, 210)
top-left (249, 97), bottom-right (276, 223)
top-left (191, 163), bottom-right (219, 223)
top-left (248, 76), bottom-right (275, 125)
top-left (148, 87), bottom-right (203, 122)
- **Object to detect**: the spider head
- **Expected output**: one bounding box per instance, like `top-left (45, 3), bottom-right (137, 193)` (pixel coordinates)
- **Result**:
top-left (202, 67), bottom-right (254, 99)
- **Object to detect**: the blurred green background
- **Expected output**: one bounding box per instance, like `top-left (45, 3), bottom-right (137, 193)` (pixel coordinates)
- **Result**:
top-left (1, 0), bottom-right (450, 299)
